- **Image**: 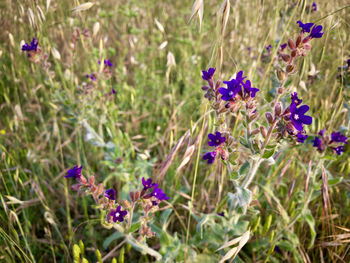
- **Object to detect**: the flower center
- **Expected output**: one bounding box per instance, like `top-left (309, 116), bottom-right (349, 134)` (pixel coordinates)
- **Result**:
top-left (115, 212), bottom-right (120, 217)
top-left (216, 139), bottom-right (220, 144)
top-left (154, 192), bottom-right (157, 196)
top-left (293, 114), bottom-right (299, 120)
top-left (229, 91), bottom-right (233, 96)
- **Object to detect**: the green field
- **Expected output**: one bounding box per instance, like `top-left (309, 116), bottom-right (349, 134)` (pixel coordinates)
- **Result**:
top-left (0, 0), bottom-right (349, 262)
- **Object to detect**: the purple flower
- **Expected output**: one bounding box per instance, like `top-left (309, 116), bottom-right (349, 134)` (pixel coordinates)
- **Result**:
top-left (105, 189), bottom-right (116, 200)
top-left (266, 45), bottom-right (272, 51)
top-left (219, 79), bottom-right (241, 101)
top-left (331, 132), bottom-right (348, 144)
top-left (280, 43), bottom-right (287, 50)
top-left (104, 59), bottom-right (113, 67)
top-left (309, 25), bottom-right (324, 39)
top-left (217, 212), bottom-right (225, 217)
top-left (290, 103), bottom-right (312, 131)
top-left (297, 132), bottom-right (308, 143)
top-left (208, 132), bottom-right (226, 147)
top-left (109, 206), bottom-right (127, 223)
top-left (203, 151), bottom-right (217, 164)
top-left (86, 74), bottom-right (97, 81)
top-left (22, 38), bottom-right (38, 52)
top-left (65, 165), bottom-right (82, 179)
top-left (151, 184), bottom-right (170, 201)
top-left (347, 59), bottom-right (350, 68)
top-left (235, 71), bottom-right (247, 84)
top-left (242, 80), bottom-right (259, 98)
top-left (297, 21), bottom-right (314, 33)
top-left (333, 146), bottom-right (344, 155)
top-left (112, 89), bottom-right (116, 94)
top-left (312, 2), bottom-right (317, 12)
top-left (291, 92), bottom-right (302, 106)
top-left (312, 137), bottom-right (323, 151)
top-left (142, 177), bottom-right (156, 190)
top-left (202, 68), bottom-right (216, 81)
top-left (319, 129), bottom-right (326, 136)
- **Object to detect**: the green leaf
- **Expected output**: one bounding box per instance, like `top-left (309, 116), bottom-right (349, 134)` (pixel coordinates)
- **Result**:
top-left (103, 231), bottom-right (123, 249)
top-left (128, 222), bottom-right (141, 234)
top-left (239, 161), bottom-right (250, 176)
top-left (228, 187), bottom-right (252, 214)
top-left (262, 147), bottom-right (275, 159)
top-left (303, 209), bottom-right (316, 249)
top-left (328, 177), bottom-right (343, 186)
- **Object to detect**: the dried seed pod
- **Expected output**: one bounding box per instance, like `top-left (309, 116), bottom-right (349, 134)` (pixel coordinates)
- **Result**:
top-left (80, 176), bottom-right (87, 184)
top-left (201, 86), bottom-right (209, 91)
top-left (88, 175), bottom-right (95, 186)
top-left (291, 50), bottom-right (297, 58)
top-left (304, 43), bottom-right (312, 50)
top-left (135, 191), bottom-right (140, 200)
top-left (96, 183), bottom-right (104, 197)
top-left (274, 102), bottom-right (282, 117)
top-left (286, 64), bottom-right (296, 73)
top-left (215, 80), bottom-right (222, 90)
top-left (249, 111), bottom-right (258, 121)
top-left (122, 200), bottom-right (131, 209)
top-left (276, 68), bottom-right (286, 81)
top-left (129, 191), bottom-right (135, 202)
top-left (260, 126), bottom-right (267, 138)
top-left (288, 39), bottom-right (295, 50)
top-left (265, 112), bottom-right (274, 124)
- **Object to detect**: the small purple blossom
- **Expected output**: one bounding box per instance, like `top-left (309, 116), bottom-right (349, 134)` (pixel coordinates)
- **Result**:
top-left (297, 21), bottom-right (314, 33)
top-left (202, 68), bottom-right (216, 81)
top-left (235, 71), bottom-right (247, 84)
top-left (319, 129), bottom-right (326, 136)
top-left (312, 137), bottom-right (323, 151)
top-left (291, 92), bottom-right (302, 106)
top-left (22, 38), bottom-right (38, 52)
top-left (280, 43), bottom-right (287, 50)
top-left (332, 146), bottom-right (345, 155)
top-left (109, 206), bottom-right (127, 223)
top-left (265, 45), bottom-right (272, 51)
top-left (242, 80), bottom-right (259, 98)
top-left (104, 59), bottom-right (113, 67)
top-left (217, 212), bottom-right (225, 217)
top-left (290, 102), bottom-right (312, 131)
top-left (208, 132), bottom-right (226, 147)
top-left (151, 184), bottom-right (170, 201)
top-left (297, 132), bottom-right (308, 143)
top-left (142, 177), bottom-right (156, 190)
top-left (65, 165), bottom-right (82, 179)
top-left (86, 74), bottom-right (97, 81)
top-left (331, 131), bottom-right (348, 144)
top-left (105, 189), bottom-right (116, 200)
top-left (112, 89), bottom-right (116, 94)
top-left (219, 79), bottom-right (241, 101)
top-left (312, 2), bottom-right (317, 12)
top-left (203, 151), bottom-right (217, 164)
top-left (347, 59), bottom-right (350, 68)
top-left (309, 25), bottom-right (324, 39)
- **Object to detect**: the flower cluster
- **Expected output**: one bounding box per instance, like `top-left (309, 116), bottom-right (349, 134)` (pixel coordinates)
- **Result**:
top-left (202, 131), bottom-right (228, 164)
top-left (65, 167), bottom-right (169, 239)
top-left (22, 38), bottom-right (38, 52)
top-left (274, 92), bottom-right (312, 143)
top-left (312, 130), bottom-right (348, 155)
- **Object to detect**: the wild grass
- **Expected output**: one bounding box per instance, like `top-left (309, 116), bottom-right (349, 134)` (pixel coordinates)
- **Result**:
top-left (0, 0), bottom-right (349, 262)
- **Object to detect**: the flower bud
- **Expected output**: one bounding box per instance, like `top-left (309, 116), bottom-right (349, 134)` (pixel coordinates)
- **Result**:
top-left (265, 112), bottom-right (274, 124)
top-left (286, 64), bottom-right (296, 73)
top-left (249, 111), bottom-right (258, 121)
top-left (296, 35), bottom-right (302, 47)
top-left (278, 87), bottom-right (285, 94)
top-left (135, 191), bottom-right (140, 200)
top-left (281, 54), bottom-right (291, 63)
top-left (122, 200), bottom-right (131, 209)
top-left (80, 176), bottom-right (87, 184)
top-left (288, 39), bottom-right (295, 50)
top-left (201, 86), bottom-right (209, 91)
top-left (215, 80), bottom-right (222, 90)
top-left (276, 69), bottom-right (286, 81)
top-left (303, 36), bottom-right (311, 43)
top-left (291, 50), bottom-right (297, 58)
top-left (251, 128), bottom-right (260, 135)
top-left (274, 102), bottom-right (282, 117)
top-left (286, 122), bottom-right (296, 135)
top-left (260, 126), bottom-right (267, 138)
top-left (304, 43), bottom-right (312, 50)
top-left (88, 175), bottom-right (95, 186)
top-left (129, 191), bottom-right (135, 202)
top-left (219, 149), bottom-right (229, 160)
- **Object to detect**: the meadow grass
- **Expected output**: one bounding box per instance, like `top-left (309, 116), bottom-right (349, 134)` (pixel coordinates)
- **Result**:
top-left (0, 0), bottom-right (349, 262)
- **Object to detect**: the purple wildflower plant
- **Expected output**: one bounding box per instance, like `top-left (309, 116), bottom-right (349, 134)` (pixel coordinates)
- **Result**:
top-left (297, 21), bottom-right (314, 33)
top-left (105, 189), bottom-right (116, 200)
top-left (330, 131), bottom-right (348, 144)
top-left (242, 80), bottom-right (259, 98)
top-left (219, 79), bottom-right (241, 101)
top-left (202, 68), bottom-right (216, 81)
top-left (65, 165), bottom-right (82, 179)
top-left (332, 146), bottom-right (345, 155)
top-left (280, 43), bottom-right (287, 50)
top-left (22, 38), bottom-right (38, 52)
top-left (208, 132), bottom-right (226, 147)
top-left (297, 132), bottom-right (308, 143)
top-left (142, 177), bottom-right (156, 190)
top-left (312, 2), bottom-right (317, 12)
top-left (291, 92), bottom-right (302, 106)
top-left (289, 102), bottom-right (312, 131)
top-left (309, 25), bottom-right (324, 39)
top-left (151, 184), bottom-right (170, 201)
top-left (203, 151), bottom-right (217, 164)
top-left (109, 206), bottom-right (127, 223)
